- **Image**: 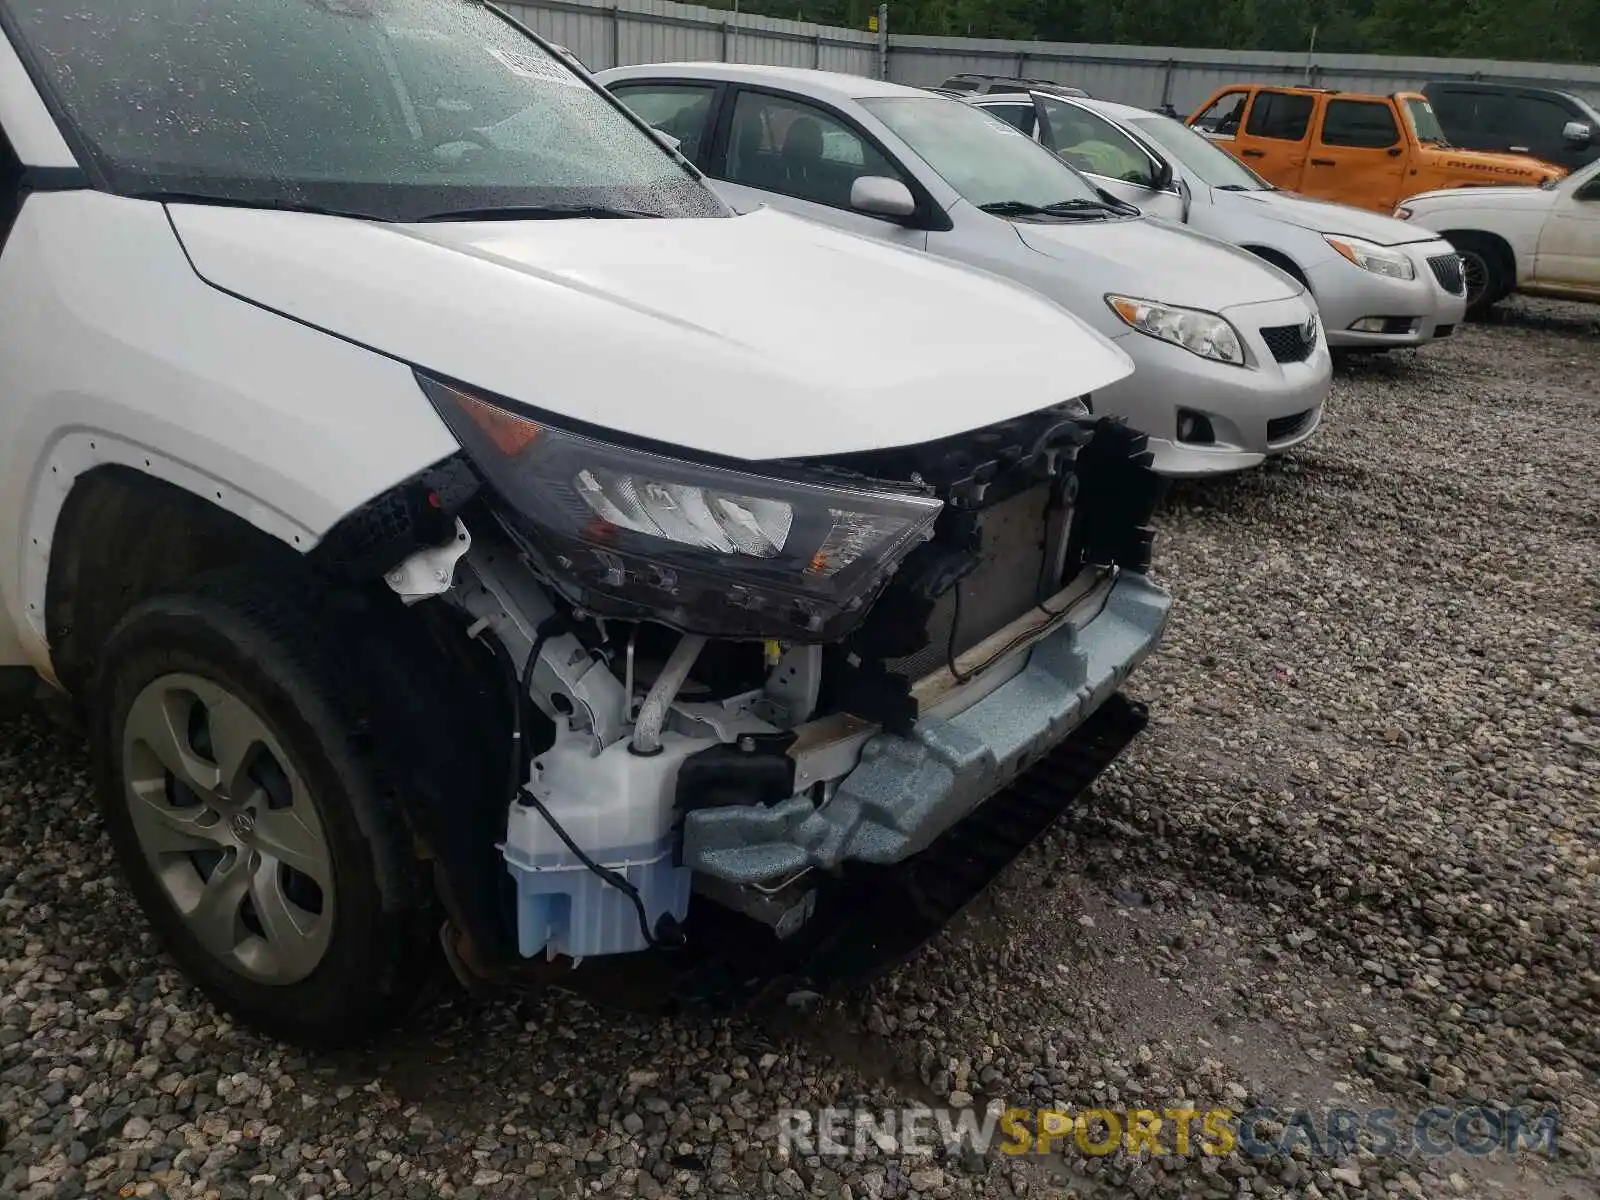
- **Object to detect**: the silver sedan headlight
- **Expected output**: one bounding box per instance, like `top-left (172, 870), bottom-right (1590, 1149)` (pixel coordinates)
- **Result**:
top-left (1105, 296), bottom-right (1246, 366)
top-left (1323, 235), bottom-right (1416, 281)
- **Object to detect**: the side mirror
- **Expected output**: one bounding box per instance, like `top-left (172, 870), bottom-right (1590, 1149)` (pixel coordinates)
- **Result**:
top-left (650, 126), bottom-right (682, 152)
top-left (1150, 155), bottom-right (1174, 193)
top-left (1178, 176), bottom-right (1192, 223)
top-left (1563, 120), bottom-right (1593, 148)
top-left (850, 175), bottom-right (917, 219)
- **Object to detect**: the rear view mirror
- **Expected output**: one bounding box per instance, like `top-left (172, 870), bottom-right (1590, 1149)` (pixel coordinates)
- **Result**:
top-left (1150, 156), bottom-right (1174, 192)
top-left (1563, 120), bottom-right (1593, 148)
top-left (851, 175), bottom-right (917, 219)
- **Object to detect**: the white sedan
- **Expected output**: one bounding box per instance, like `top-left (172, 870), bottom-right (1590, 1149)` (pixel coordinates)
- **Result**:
top-left (1395, 158), bottom-right (1600, 314)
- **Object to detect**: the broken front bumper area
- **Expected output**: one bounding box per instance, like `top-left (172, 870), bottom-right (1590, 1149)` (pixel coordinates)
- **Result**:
top-left (681, 570), bottom-right (1171, 887)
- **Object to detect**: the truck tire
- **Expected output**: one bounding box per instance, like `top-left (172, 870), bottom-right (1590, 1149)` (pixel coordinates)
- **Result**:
top-left (88, 572), bottom-right (431, 1046)
top-left (1450, 233), bottom-right (1510, 317)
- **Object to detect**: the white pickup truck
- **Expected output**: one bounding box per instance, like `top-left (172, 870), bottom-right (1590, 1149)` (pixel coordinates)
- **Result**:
top-left (1397, 158), bottom-right (1600, 314)
top-left (0, 0), bottom-right (1170, 1043)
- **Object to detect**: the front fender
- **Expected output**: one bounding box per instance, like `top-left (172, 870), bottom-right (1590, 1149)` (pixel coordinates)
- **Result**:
top-left (0, 193), bottom-right (458, 675)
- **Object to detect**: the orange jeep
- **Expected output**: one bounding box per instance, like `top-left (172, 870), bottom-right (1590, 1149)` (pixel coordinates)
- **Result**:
top-left (1187, 85), bottom-right (1565, 212)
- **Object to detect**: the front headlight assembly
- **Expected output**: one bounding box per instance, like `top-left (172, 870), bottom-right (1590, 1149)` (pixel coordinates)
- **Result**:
top-left (1105, 296), bottom-right (1245, 366)
top-left (1323, 235), bottom-right (1416, 280)
top-left (417, 374), bottom-right (944, 641)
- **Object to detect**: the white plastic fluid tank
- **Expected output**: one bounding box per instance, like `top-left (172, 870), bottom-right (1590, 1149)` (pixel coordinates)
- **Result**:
top-left (502, 729), bottom-right (701, 959)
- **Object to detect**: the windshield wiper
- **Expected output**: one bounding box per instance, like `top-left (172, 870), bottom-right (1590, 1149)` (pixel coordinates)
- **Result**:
top-left (977, 198), bottom-right (1116, 219)
top-left (413, 203), bottom-right (659, 222)
top-left (125, 190), bottom-right (390, 221)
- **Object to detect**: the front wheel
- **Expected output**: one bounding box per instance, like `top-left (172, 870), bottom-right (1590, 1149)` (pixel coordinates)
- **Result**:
top-left (89, 575), bottom-right (430, 1046)
top-left (1452, 235), bottom-right (1509, 317)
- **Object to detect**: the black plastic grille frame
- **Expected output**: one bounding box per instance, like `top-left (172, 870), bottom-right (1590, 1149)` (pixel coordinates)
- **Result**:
top-left (1260, 321), bottom-right (1318, 364)
top-left (1267, 409), bottom-right (1316, 444)
top-left (1429, 252), bottom-right (1465, 295)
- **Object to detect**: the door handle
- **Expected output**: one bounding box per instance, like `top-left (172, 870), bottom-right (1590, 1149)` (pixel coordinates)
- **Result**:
top-left (1241, 149), bottom-right (1265, 158)
top-left (1387, 146), bottom-right (1403, 157)
top-left (1310, 157), bottom-right (1335, 166)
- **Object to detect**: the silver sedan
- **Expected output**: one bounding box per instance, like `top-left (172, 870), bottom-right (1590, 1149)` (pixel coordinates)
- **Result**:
top-left (598, 63), bottom-right (1332, 478)
top-left (966, 91), bottom-right (1469, 350)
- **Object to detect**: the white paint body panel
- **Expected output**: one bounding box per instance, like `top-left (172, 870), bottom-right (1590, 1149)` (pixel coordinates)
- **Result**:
top-left (1399, 162), bottom-right (1600, 296)
top-left (168, 203), bottom-right (1132, 463)
top-left (0, 127), bottom-right (1134, 677)
top-left (0, 193), bottom-right (462, 671)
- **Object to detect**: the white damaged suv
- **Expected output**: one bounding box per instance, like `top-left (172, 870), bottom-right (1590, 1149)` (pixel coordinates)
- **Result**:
top-left (0, 0), bottom-right (1170, 1042)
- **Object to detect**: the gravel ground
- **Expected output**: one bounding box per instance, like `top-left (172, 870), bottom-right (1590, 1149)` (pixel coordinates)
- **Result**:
top-left (2, 297), bottom-right (1597, 1200)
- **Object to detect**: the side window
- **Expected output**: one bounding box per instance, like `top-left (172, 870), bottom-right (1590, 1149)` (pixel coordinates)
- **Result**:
top-left (723, 90), bottom-right (901, 211)
top-left (609, 83), bottom-right (717, 165)
top-left (1193, 89), bottom-right (1249, 137)
top-left (1038, 97), bottom-right (1159, 187)
top-left (981, 103), bottom-right (1037, 136)
top-left (1426, 89), bottom-right (1469, 128)
top-left (1475, 92), bottom-right (1519, 137)
top-left (1515, 94), bottom-right (1579, 143)
top-left (1321, 99), bottom-right (1400, 148)
top-left (1246, 91), bottom-right (1315, 141)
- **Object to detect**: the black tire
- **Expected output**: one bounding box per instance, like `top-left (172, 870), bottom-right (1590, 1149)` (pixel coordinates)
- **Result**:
top-left (1451, 234), bottom-right (1510, 317)
top-left (88, 572), bottom-right (431, 1046)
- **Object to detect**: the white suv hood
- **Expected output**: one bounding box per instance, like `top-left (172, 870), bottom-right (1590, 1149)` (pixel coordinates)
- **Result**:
top-left (1012, 214), bottom-right (1303, 312)
top-left (1402, 184), bottom-right (1555, 210)
top-left (167, 204), bottom-right (1132, 462)
top-left (1225, 189), bottom-right (1439, 245)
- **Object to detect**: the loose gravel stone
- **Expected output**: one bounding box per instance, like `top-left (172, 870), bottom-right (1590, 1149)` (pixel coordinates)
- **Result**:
top-left (0, 298), bottom-right (1595, 1200)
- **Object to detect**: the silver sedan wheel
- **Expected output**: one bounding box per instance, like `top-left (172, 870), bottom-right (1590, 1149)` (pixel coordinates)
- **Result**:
top-left (120, 674), bottom-right (335, 985)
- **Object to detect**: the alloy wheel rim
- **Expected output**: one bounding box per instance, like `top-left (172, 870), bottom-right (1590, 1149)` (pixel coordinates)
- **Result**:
top-left (121, 674), bottom-right (334, 985)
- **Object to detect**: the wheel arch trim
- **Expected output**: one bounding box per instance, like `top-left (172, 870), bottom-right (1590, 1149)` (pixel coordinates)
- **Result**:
top-left (20, 431), bottom-right (319, 682)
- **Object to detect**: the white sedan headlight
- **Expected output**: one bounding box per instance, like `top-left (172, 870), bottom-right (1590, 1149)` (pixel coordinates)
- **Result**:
top-left (1105, 296), bottom-right (1245, 366)
top-left (1324, 235), bottom-right (1416, 280)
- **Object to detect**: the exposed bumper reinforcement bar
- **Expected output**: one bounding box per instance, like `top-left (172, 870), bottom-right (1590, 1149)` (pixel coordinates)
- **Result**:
top-left (682, 571), bottom-right (1171, 886)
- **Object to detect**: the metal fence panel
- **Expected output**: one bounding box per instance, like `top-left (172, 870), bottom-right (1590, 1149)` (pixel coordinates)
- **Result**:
top-left (498, 0), bottom-right (1600, 113)
top-left (500, 0), bottom-right (877, 75)
top-left (885, 35), bottom-right (1600, 113)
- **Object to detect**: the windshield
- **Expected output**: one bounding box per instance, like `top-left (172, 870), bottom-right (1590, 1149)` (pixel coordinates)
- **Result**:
top-left (859, 95), bottom-right (1107, 211)
top-left (1402, 97), bottom-right (1448, 145)
top-left (7, 0), bottom-right (725, 221)
top-left (1127, 114), bottom-right (1271, 190)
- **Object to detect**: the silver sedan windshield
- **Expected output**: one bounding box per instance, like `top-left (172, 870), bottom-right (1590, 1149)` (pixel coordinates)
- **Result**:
top-left (861, 96), bottom-right (1105, 210)
top-left (1128, 115), bottom-right (1272, 191)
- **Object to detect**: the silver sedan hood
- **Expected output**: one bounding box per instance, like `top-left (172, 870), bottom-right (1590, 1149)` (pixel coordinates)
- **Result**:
top-left (1012, 214), bottom-right (1303, 311)
top-left (1223, 189), bottom-right (1442, 245)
